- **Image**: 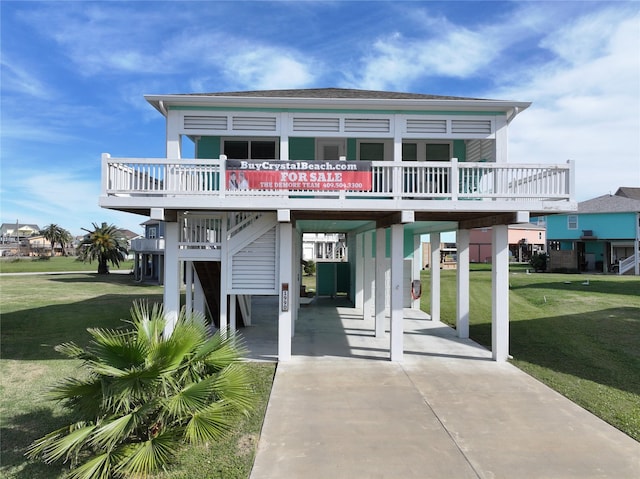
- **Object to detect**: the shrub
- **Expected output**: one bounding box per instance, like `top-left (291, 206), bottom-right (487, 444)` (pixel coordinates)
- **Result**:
top-left (529, 252), bottom-right (548, 272)
top-left (27, 301), bottom-right (254, 479)
top-left (303, 259), bottom-right (316, 276)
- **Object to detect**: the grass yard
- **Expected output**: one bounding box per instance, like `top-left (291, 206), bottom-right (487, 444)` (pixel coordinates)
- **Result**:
top-left (0, 256), bottom-right (134, 274)
top-left (421, 265), bottom-right (640, 441)
top-left (0, 272), bottom-right (275, 479)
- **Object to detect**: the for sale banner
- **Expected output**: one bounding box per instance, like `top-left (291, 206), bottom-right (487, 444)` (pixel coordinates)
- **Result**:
top-left (225, 160), bottom-right (372, 191)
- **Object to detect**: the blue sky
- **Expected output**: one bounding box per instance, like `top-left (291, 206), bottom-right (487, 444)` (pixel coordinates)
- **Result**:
top-left (1, 0), bottom-right (639, 236)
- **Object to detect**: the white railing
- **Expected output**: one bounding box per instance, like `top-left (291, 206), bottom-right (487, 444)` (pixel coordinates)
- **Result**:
top-left (130, 238), bottom-right (165, 252)
top-left (180, 213), bottom-right (223, 249)
top-left (102, 155), bottom-right (574, 202)
top-left (618, 254), bottom-right (638, 275)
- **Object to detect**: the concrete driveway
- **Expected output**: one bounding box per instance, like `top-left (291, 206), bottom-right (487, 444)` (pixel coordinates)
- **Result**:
top-left (243, 297), bottom-right (640, 479)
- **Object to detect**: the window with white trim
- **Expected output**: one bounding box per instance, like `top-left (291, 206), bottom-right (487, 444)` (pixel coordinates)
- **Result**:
top-left (567, 215), bottom-right (578, 230)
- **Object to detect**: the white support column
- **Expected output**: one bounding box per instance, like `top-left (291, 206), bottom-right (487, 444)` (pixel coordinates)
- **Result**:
top-left (363, 231), bottom-right (374, 320)
top-left (412, 234), bottom-right (421, 310)
top-left (456, 229), bottom-right (470, 339)
top-left (492, 225), bottom-right (510, 361)
top-left (375, 227), bottom-right (386, 338)
top-left (278, 222), bottom-right (293, 361)
top-left (355, 233), bottom-right (364, 309)
top-left (430, 233), bottom-right (441, 322)
top-left (390, 224), bottom-right (404, 361)
top-left (166, 111), bottom-right (183, 158)
top-left (163, 222), bottom-right (180, 336)
top-left (219, 218), bottom-right (228, 334)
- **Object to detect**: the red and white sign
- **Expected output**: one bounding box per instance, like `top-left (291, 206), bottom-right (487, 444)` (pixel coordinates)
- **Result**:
top-left (225, 160), bottom-right (372, 191)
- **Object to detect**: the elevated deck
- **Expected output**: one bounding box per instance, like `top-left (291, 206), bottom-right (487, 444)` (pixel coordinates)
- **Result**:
top-left (100, 155), bottom-right (576, 226)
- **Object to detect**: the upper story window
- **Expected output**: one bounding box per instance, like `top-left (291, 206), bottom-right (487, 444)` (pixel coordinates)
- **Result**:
top-left (357, 140), bottom-right (452, 161)
top-left (402, 141), bottom-right (451, 161)
top-left (567, 215), bottom-right (578, 230)
top-left (223, 138), bottom-right (278, 160)
top-left (359, 142), bottom-right (385, 161)
top-left (148, 227), bottom-right (157, 239)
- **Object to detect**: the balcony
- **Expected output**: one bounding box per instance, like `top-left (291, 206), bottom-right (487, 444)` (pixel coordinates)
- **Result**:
top-left (100, 155), bottom-right (575, 218)
top-left (130, 237), bottom-right (165, 253)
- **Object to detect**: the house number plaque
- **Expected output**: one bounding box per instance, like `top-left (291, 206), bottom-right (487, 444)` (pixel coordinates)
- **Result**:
top-left (281, 283), bottom-right (289, 312)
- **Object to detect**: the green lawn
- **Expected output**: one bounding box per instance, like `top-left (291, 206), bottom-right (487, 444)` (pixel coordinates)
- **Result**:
top-left (2, 263), bottom-right (638, 479)
top-left (0, 256), bottom-right (134, 273)
top-left (0, 272), bottom-right (275, 479)
top-left (421, 265), bottom-right (640, 441)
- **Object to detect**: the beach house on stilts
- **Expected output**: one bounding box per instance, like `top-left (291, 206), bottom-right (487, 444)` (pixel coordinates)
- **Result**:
top-left (99, 88), bottom-right (576, 362)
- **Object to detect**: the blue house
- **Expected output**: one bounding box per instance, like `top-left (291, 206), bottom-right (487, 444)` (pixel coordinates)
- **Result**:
top-left (130, 219), bottom-right (166, 283)
top-left (546, 187), bottom-right (640, 275)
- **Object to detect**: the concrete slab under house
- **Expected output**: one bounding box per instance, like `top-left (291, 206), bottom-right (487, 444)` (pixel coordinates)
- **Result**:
top-left (99, 88), bottom-right (577, 362)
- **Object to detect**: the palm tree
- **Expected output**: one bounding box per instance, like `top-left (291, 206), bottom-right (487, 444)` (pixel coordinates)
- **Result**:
top-left (27, 302), bottom-right (254, 479)
top-left (40, 224), bottom-right (72, 256)
top-left (77, 222), bottom-right (128, 274)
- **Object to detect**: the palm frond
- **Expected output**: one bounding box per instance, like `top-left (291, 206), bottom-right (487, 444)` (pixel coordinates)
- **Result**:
top-left (90, 412), bottom-right (138, 449)
top-left (164, 375), bottom-right (218, 419)
top-left (115, 430), bottom-right (180, 478)
top-left (212, 363), bottom-right (255, 414)
top-left (54, 342), bottom-right (95, 360)
top-left (87, 327), bottom-right (147, 369)
top-left (183, 401), bottom-right (235, 443)
top-left (66, 451), bottom-right (114, 479)
top-left (201, 332), bottom-right (248, 371)
top-left (48, 377), bottom-right (103, 417)
top-left (129, 301), bottom-right (165, 346)
top-left (26, 423), bottom-right (96, 464)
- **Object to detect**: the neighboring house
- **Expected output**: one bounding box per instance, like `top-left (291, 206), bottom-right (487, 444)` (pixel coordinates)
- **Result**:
top-left (98, 87), bottom-right (576, 362)
top-left (117, 228), bottom-right (143, 253)
top-left (468, 223), bottom-right (546, 263)
top-left (302, 233), bottom-right (347, 262)
top-left (0, 223), bottom-right (41, 256)
top-left (546, 187), bottom-right (640, 275)
top-left (130, 219), bottom-right (166, 284)
top-left (0, 223), bottom-right (40, 242)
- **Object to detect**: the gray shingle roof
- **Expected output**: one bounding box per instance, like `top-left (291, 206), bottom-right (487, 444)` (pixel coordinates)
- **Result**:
top-left (578, 194), bottom-right (640, 213)
top-left (179, 87), bottom-right (492, 102)
top-left (615, 187), bottom-right (640, 200)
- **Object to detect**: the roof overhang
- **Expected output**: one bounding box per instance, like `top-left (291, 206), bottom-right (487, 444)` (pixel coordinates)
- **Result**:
top-left (144, 93), bottom-right (531, 118)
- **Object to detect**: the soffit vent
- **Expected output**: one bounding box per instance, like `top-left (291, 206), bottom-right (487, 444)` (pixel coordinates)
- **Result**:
top-left (344, 118), bottom-right (390, 133)
top-left (232, 116), bottom-right (277, 131)
top-left (451, 119), bottom-right (492, 135)
top-left (293, 117), bottom-right (340, 132)
top-left (184, 115), bottom-right (228, 130)
top-left (406, 119), bottom-right (447, 134)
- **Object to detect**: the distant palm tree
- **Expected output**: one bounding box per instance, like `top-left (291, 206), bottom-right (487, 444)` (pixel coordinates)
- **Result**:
top-left (40, 224), bottom-right (72, 256)
top-left (77, 222), bottom-right (128, 274)
top-left (27, 302), bottom-right (254, 479)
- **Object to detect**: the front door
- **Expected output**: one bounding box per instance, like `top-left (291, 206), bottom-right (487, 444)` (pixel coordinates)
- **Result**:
top-left (316, 139), bottom-right (346, 161)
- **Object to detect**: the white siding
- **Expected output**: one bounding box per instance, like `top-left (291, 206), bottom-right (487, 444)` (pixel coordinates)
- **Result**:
top-left (231, 227), bottom-right (277, 293)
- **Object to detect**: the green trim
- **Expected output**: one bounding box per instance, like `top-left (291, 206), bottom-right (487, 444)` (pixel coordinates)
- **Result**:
top-left (347, 138), bottom-right (357, 161)
top-left (196, 136), bottom-right (220, 159)
top-left (290, 137), bottom-right (315, 160)
top-left (170, 105), bottom-right (504, 116)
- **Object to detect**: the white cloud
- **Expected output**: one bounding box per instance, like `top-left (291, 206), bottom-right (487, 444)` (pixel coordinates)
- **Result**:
top-left (222, 48), bottom-right (317, 90)
top-left (497, 9), bottom-right (640, 201)
top-left (350, 26), bottom-right (501, 91)
top-left (0, 57), bottom-right (54, 99)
